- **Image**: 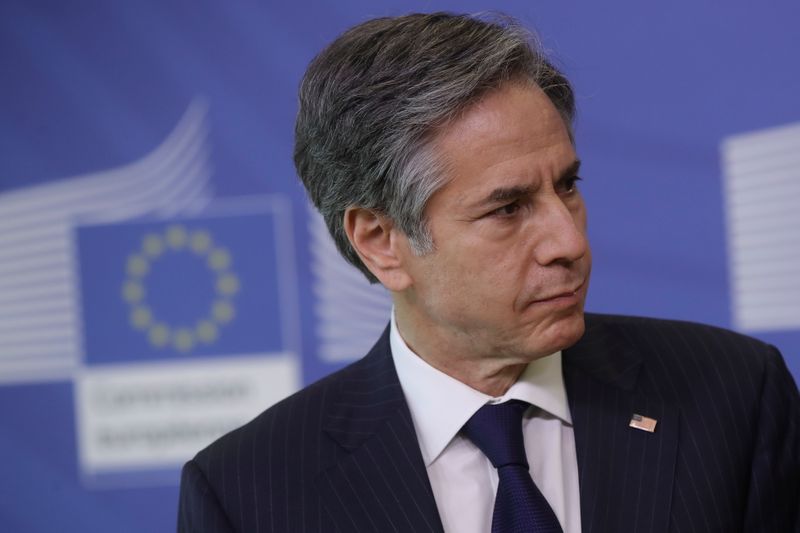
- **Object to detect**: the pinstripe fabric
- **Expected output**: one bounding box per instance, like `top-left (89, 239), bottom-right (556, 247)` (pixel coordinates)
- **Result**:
top-left (178, 325), bottom-right (443, 533)
top-left (178, 314), bottom-right (799, 532)
top-left (565, 315), bottom-right (799, 533)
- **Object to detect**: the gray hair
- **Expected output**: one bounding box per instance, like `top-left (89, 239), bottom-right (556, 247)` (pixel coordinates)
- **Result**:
top-left (294, 12), bottom-right (575, 282)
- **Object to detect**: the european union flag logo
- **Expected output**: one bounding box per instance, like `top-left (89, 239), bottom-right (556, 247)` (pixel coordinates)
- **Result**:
top-left (77, 209), bottom-right (287, 365)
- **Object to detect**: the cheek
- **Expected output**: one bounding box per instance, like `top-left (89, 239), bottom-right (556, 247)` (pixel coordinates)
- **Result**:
top-left (414, 248), bottom-right (486, 306)
top-left (442, 239), bottom-right (515, 284)
top-left (573, 199), bottom-right (589, 231)
top-left (422, 223), bottom-right (531, 304)
top-left (457, 245), bottom-right (530, 309)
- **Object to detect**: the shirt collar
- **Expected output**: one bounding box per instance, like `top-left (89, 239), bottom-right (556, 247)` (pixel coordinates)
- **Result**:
top-left (390, 310), bottom-right (572, 467)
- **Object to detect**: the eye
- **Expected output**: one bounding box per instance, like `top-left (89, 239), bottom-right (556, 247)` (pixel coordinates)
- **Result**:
top-left (489, 202), bottom-right (521, 218)
top-left (557, 175), bottom-right (582, 195)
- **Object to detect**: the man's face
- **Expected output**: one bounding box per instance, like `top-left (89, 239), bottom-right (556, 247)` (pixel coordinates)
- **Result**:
top-left (396, 82), bottom-right (591, 364)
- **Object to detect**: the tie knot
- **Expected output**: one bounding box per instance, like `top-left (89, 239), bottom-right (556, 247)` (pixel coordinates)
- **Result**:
top-left (462, 400), bottom-right (530, 469)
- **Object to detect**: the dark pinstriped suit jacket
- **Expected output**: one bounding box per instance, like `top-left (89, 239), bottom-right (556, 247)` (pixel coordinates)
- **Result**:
top-left (178, 314), bottom-right (800, 532)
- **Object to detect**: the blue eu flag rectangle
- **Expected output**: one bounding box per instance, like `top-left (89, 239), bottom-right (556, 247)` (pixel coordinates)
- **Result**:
top-left (77, 208), bottom-right (289, 365)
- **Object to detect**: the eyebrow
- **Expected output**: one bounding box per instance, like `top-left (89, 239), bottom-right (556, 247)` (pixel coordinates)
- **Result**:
top-left (472, 159), bottom-right (582, 209)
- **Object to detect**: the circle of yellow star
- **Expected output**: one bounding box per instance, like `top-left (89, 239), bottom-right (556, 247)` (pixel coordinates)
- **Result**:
top-left (121, 225), bottom-right (241, 353)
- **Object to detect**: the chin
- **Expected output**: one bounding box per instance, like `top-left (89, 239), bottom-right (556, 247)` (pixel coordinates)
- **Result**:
top-left (537, 310), bottom-right (586, 354)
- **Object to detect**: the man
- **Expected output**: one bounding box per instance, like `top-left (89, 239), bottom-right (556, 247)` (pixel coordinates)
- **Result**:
top-left (178, 13), bottom-right (799, 532)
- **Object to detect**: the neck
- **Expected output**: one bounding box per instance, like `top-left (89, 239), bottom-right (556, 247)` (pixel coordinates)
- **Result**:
top-left (393, 305), bottom-right (527, 397)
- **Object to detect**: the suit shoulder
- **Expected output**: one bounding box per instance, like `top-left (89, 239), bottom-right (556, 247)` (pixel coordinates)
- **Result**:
top-left (584, 312), bottom-right (787, 383)
top-left (587, 312), bottom-right (775, 355)
top-left (191, 356), bottom-right (362, 469)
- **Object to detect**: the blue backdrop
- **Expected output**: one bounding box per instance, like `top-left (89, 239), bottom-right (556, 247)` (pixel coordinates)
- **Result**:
top-left (1, 2), bottom-right (798, 531)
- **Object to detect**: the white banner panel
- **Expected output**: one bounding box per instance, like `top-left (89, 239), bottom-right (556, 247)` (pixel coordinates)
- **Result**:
top-left (721, 122), bottom-right (800, 331)
top-left (75, 353), bottom-right (298, 474)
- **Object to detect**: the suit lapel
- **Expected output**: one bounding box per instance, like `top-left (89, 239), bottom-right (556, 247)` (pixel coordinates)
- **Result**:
top-left (564, 315), bottom-right (679, 533)
top-left (315, 315), bottom-right (679, 533)
top-left (316, 327), bottom-right (444, 533)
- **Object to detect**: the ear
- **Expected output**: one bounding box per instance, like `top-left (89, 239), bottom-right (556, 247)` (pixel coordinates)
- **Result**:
top-left (343, 207), bottom-right (413, 291)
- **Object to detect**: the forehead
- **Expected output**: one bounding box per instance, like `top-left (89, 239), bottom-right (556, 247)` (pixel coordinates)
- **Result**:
top-left (429, 83), bottom-right (576, 205)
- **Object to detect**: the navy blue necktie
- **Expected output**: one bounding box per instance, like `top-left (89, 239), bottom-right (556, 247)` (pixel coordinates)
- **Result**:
top-left (462, 400), bottom-right (563, 533)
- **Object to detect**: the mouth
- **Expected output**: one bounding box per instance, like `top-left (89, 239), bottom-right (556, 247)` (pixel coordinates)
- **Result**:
top-left (529, 280), bottom-right (586, 306)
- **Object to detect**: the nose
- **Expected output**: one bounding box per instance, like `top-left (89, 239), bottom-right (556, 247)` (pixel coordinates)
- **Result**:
top-left (532, 197), bottom-right (589, 266)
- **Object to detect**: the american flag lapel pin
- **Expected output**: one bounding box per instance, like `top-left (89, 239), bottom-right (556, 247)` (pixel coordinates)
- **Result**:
top-left (629, 413), bottom-right (658, 433)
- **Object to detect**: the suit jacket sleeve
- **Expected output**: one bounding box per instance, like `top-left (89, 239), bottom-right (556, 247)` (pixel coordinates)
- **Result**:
top-left (177, 459), bottom-right (235, 533)
top-left (743, 345), bottom-right (800, 532)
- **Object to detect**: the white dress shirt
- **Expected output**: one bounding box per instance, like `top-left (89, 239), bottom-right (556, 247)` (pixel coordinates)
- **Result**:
top-left (390, 312), bottom-right (582, 533)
